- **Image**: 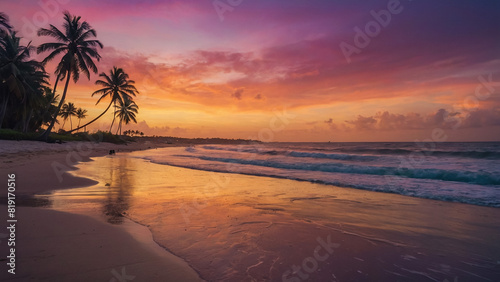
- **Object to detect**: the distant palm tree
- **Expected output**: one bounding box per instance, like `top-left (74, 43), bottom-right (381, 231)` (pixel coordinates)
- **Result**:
top-left (75, 107), bottom-right (87, 132)
top-left (114, 99), bottom-right (138, 135)
top-left (68, 67), bottom-right (138, 133)
top-left (37, 11), bottom-right (103, 140)
top-left (59, 102), bottom-right (76, 130)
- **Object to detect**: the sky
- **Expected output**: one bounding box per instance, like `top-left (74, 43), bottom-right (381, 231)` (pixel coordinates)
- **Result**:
top-left (3, 0), bottom-right (500, 141)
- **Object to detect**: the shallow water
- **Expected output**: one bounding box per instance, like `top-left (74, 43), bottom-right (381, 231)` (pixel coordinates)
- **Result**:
top-left (40, 152), bottom-right (500, 281)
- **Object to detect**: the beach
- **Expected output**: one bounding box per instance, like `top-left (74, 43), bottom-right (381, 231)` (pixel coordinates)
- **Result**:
top-left (0, 140), bottom-right (202, 282)
top-left (1, 141), bottom-right (499, 281)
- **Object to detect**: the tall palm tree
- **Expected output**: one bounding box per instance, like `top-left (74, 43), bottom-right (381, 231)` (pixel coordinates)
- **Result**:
top-left (0, 32), bottom-right (46, 129)
top-left (68, 67), bottom-right (138, 133)
top-left (114, 98), bottom-right (138, 135)
top-left (37, 11), bottom-right (103, 140)
top-left (75, 107), bottom-right (87, 132)
top-left (59, 102), bottom-right (76, 130)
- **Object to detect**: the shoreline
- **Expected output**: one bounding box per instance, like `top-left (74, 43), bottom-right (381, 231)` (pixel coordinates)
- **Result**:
top-left (51, 151), bottom-right (500, 281)
top-left (0, 140), bottom-right (203, 281)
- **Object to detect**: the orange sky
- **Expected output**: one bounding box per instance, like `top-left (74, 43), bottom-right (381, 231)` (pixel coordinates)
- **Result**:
top-left (3, 0), bottom-right (500, 141)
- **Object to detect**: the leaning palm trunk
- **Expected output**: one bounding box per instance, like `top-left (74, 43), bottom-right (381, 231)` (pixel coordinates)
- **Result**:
top-left (52, 73), bottom-right (60, 96)
top-left (39, 70), bottom-right (71, 140)
top-left (109, 101), bottom-right (116, 133)
top-left (67, 99), bottom-right (114, 133)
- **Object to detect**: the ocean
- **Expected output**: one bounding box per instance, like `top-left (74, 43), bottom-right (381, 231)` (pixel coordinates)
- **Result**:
top-left (133, 142), bottom-right (500, 208)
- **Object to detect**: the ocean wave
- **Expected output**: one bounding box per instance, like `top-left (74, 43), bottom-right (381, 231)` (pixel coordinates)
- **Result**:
top-left (201, 145), bottom-right (378, 161)
top-left (329, 148), bottom-right (500, 159)
top-left (137, 154), bottom-right (500, 208)
top-left (288, 151), bottom-right (378, 161)
top-left (200, 145), bottom-right (500, 160)
top-left (174, 154), bottom-right (500, 186)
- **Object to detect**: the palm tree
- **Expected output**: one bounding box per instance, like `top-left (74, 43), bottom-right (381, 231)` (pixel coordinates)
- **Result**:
top-left (75, 107), bottom-right (87, 132)
top-left (32, 87), bottom-right (59, 131)
top-left (0, 12), bottom-right (12, 37)
top-left (68, 67), bottom-right (138, 133)
top-left (59, 102), bottom-right (76, 130)
top-left (37, 11), bottom-right (103, 140)
top-left (18, 68), bottom-right (50, 132)
top-left (0, 32), bottom-right (46, 129)
top-left (114, 98), bottom-right (138, 135)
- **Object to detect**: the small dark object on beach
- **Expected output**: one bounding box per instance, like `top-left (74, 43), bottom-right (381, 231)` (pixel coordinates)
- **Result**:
top-left (109, 149), bottom-right (116, 155)
top-left (56, 139), bottom-right (62, 144)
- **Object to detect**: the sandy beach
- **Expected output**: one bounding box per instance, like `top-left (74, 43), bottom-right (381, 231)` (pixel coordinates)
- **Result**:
top-left (2, 140), bottom-right (499, 281)
top-left (0, 140), bottom-right (202, 281)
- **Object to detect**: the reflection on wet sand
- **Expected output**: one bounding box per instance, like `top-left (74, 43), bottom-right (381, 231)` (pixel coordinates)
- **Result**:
top-left (102, 157), bottom-right (136, 224)
top-left (45, 155), bottom-right (500, 281)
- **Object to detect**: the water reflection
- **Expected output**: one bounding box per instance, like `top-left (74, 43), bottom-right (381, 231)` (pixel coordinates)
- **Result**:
top-left (101, 157), bottom-right (136, 224)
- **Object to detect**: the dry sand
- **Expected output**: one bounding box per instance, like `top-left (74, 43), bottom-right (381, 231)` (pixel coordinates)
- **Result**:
top-left (0, 140), bottom-right (202, 281)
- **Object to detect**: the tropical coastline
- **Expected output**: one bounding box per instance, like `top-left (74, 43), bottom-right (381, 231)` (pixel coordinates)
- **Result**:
top-left (1, 1), bottom-right (500, 281)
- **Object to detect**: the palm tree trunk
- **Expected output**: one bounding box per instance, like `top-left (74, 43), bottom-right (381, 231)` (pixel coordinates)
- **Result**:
top-left (52, 73), bottom-right (61, 95)
top-left (109, 100), bottom-right (116, 133)
top-left (116, 120), bottom-right (121, 135)
top-left (0, 95), bottom-right (10, 129)
top-left (40, 70), bottom-right (71, 140)
top-left (69, 116), bottom-right (72, 130)
top-left (67, 100), bottom-right (113, 133)
top-left (24, 109), bottom-right (33, 133)
top-left (22, 108), bottom-right (33, 133)
top-left (77, 119), bottom-right (81, 133)
top-left (61, 118), bottom-right (66, 130)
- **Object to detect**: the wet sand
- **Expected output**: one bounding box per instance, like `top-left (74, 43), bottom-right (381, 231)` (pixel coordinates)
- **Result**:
top-left (44, 153), bottom-right (500, 281)
top-left (0, 140), bottom-right (202, 281)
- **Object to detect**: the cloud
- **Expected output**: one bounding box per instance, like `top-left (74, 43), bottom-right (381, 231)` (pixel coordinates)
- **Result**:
top-left (324, 108), bottom-right (500, 131)
top-left (232, 88), bottom-right (244, 100)
top-left (345, 115), bottom-right (377, 130)
top-left (461, 108), bottom-right (500, 128)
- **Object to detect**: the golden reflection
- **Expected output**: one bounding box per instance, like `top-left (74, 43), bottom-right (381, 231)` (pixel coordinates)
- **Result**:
top-left (101, 157), bottom-right (136, 224)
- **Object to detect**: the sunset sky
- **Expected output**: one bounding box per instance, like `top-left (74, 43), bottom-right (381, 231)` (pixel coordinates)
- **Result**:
top-left (3, 0), bottom-right (500, 141)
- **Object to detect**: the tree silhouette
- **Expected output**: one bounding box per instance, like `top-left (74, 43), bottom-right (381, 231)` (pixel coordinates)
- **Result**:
top-left (37, 11), bottom-right (102, 140)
